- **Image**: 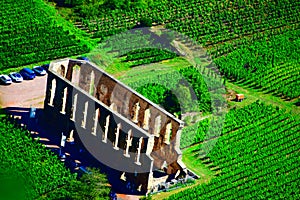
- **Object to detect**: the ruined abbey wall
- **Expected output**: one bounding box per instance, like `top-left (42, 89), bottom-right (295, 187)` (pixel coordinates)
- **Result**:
top-left (44, 58), bottom-right (186, 193)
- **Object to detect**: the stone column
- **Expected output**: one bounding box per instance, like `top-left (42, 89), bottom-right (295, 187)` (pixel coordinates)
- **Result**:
top-left (71, 94), bottom-right (77, 121)
top-left (135, 137), bottom-right (143, 165)
top-left (143, 108), bottom-right (151, 130)
top-left (81, 101), bottom-right (88, 128)
top-left (49, 79), bottom-right (56, 106)
top-left (154, 115), bottom-right (161, 137)
top-left (61, 87), bottom-right (67, 114)
top-left (132, 102), bottom-right (140, 123)
top-left (92, 108), bottom-right (99, 136)
top-left (124, 129), bottom-right (132, 157)
top-left (146, 136), bottom-right (154, 155)
top-left (113, 123), bottom-right (121, 150)
top-left (103, 115), bottom-right (110, 143)
top-left (164, 122), bottom-right (172, 144)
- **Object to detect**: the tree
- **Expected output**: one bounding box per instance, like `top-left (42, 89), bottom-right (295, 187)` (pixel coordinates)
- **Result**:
top-left (41, 167), bottom-right (110, 200)
top-left (138, 17), bottom-right (153, 27)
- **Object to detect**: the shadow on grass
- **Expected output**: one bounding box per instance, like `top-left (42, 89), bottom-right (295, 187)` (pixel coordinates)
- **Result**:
top-left (4, 107), bottom-right (147, 196)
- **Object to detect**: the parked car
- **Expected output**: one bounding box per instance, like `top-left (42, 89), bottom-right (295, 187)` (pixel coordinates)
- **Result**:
top-left (9, 72), bottom-right (23, 82)
top-left (20, 68), bottom-right (36, 80)
top-left (41, 63), bottom-right (50, 71)
top-left (77, 56), bottom-right (89, 61)
top-left (0, 75), bottom-right (12, 85)
top-left (33, 66), bottom-right (47, 76)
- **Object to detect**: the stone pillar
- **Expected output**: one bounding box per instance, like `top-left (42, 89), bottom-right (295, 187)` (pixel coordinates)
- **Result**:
top-left (143, 108), bottom-right (151, 130)
top-left (92, 108), bottom-right (99, 136)
top-left (103, 115), bottom-right (110, 143)
top-left (135, 137), bottom-right (143, 165)
top-left (147, 171), bottom-right (154, 193)
top-left (132, 102), bottom-right (140, 123)
top-left (164, 122), bottom-right (172, 144)
top-left (114, 123), bottom-right (121, 150)
top-left (146, 136), bottom-right (154, 155)
top-left (71, 94), bottom-right (77, 121)
top-left (154, 115), bottom-right (161, 137)
top-left (49, 79), bottom-right (56, 106)
top-left (71, 65), bottom-right (80, 86)
top-left (81, 101), bottom-right (88, 128)
top-left (124, 129), bottom-right (132, 157)
top-left (61, 87), bottom-right (67, 114)
top-left (89, 70), bottom-right (95, 95)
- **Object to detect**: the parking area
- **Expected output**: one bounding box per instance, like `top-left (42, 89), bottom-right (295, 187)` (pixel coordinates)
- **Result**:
top-left (0, 75), bottom-right (47, 108)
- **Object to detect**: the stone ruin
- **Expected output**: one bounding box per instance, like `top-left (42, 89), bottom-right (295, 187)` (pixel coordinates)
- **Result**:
top-left (44, 58), bottom-right (187, 194)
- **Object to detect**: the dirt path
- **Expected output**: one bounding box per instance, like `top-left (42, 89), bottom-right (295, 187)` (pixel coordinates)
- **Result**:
top-left (0, 75), bottom-right (47, 109)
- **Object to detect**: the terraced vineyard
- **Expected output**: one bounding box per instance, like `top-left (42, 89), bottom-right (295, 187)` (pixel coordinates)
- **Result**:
top-left (80, 0), bottom-right (299, 43)
top-left (0, 117), bottom-right (75, 199)
top-left (0, 0), bottom-right (91, 70)
top-left (77, 0), bottom-right (299, 101)
top-left (214, 29), bottom-right (300, 99)
top-left (169, 101), bottom-right (300, 199)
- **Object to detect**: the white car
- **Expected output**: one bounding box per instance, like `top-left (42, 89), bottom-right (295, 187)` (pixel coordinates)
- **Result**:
top-left (9, 72), bottom-right (23, 82)
top-left (0, 75), bottom-right (12, 85)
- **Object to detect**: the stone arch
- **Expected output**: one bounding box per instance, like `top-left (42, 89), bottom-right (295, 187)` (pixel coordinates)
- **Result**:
top-left (60, 64), bottom-right (66, 77)
top-left (49, 78), bottom-right (56, 106)
top-left (96, 83), bottom-right (108, 103)
top-left (72, 65), bottom-right (81, 86)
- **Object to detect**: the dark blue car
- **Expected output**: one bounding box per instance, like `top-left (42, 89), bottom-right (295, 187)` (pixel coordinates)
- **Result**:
top-left (77, 56), bottom-right (89, 61)
top-left (41, 63), bottom-right (50, 71)
top-left (20, 68), bottom-right (36, 80)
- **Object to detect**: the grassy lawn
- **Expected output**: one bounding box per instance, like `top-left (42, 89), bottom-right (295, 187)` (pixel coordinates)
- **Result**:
top-left (111, 57), bottom-right (191, 81)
